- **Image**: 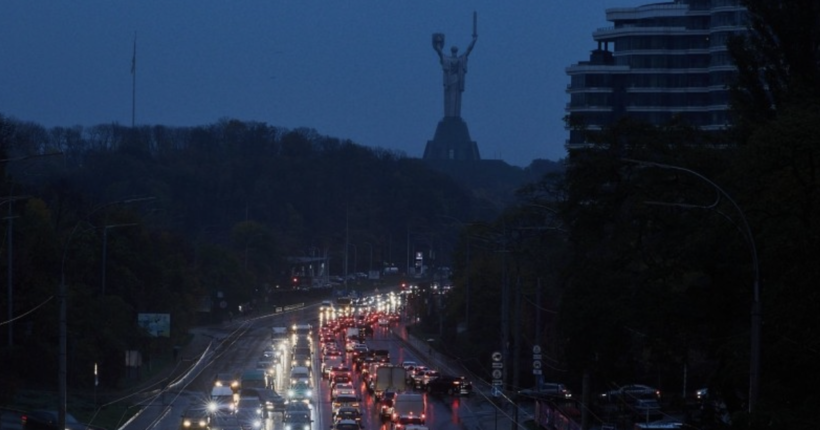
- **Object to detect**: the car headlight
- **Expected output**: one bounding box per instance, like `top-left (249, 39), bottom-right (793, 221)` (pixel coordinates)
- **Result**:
top-left (306, 390), bottom-right (312, 397)
top-left (287, 389), bottom-right (294, 397)
top-left (285, 425), bottom-right (292, 430)
top-left (253, 419), bottom-right (262, 428)
top-left (207, 402), bottom-right (218, 412)
top-left (198, 419), bottom-right (208, 427)
top-left (303, 425), bottom-right (310, 430)
top-left (183, 419), bottom-right (192, 427)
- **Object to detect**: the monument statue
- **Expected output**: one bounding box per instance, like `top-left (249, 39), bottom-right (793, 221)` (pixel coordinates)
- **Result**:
top-left (433, 12), bottom-right (477, 118)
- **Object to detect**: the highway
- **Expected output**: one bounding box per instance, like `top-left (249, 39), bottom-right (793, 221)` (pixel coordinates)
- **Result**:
top-left (118, 292), bottom-right (504, 430)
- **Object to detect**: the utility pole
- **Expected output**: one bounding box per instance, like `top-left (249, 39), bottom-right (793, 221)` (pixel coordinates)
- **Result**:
top-left (500, 221), bottom-right (509, 393)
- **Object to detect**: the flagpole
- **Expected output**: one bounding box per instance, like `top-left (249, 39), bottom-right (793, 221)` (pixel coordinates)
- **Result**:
top-left (131, 32), bottom-right (136, 128)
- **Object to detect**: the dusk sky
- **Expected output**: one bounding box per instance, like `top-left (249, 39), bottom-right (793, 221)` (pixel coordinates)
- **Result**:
top-left (0, 1), bottom-right (642, 167)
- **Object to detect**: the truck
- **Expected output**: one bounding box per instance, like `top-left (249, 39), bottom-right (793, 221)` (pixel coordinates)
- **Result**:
top-left (371, 364), bottom-right (407, 401)
top-left (392, 392), bottom-right (425, 425)
top-left (345, 327), bottom-right (359, 341)
top-left (271, 326), bottom-right (288, 348)
top-left (241, 368), bottom-right (269, 390)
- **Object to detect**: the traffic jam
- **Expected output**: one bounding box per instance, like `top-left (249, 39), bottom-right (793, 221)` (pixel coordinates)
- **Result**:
top-left (183, 290), bottom-right (473, 430)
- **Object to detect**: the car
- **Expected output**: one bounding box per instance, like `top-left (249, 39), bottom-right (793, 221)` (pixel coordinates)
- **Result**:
top-left (411, 368), bottom-right (435, 388)
top-left (393, 415), bottom-right (425, 430)
top-left (331, 394), bottom-right (360, 418)
top-left (234, 397), bottom-right (264, 429)
top-left (214, 372), bottom-right (240, 392)
top-left (257, 388), bottom-right (286, 414)
top-left (331, 373), bottom-right (352, 388)
top-left (24, 410), bottom-right (107, 430)
top-left (601, 384), bottom-right (661, 403)
top-left (420, 369), bottom-right (440, 387)
top-left (332, 382), bottom-right (356, 400)
top-left (401, 360), bottom-right (418, 370)
top-left (378, 390), bottom-right (397, 421)
top-left (331, 418), bottom-right (361, 430)
top-left (333, 406), bottom-right (363, 427)
top-left (287, 381), bottom-right (313, 402)
top-left (180, 407), bottom-right (211, 429)
top-left (425, 375), bottom-right (472, 396)
top-left (407, 365), bottom-right (428, 384)
top-left (351, 343), bottom-right (369, 357)
top-left (283, 403), bottom-right (312, 430)
top-left (518, 382), bottom-right (573, 399)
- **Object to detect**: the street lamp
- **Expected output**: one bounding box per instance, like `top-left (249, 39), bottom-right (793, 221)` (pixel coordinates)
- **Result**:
top-left (59, 196), bottom-right (154, 430)
top-left (101, 223), bottom-right (139, 296)
top-left (624, 158), bottom-right (760, 413)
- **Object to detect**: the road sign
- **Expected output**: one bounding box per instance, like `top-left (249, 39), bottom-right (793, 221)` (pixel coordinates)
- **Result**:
top-left (492, 379), bottom-right (503, 386)
top-left (492, 386), bottom-right (501, 397)
top-left (533, 345), bottom-right (542, 354)
top-left (533, 369), bottom-right (542, 375)
top-left (533, 354), bottom-right (542, 360)
top-left (492, 369), bottom-right (502, 379)
top-left (492, 362), bottom-right (503, 369)
top-left (492, 351), bottom-right (502, 362)
top-left (533, 361), bottom-right (542, 370)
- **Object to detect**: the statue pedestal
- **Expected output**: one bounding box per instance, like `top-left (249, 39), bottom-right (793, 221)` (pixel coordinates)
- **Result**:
top-left (422, 116), bottom-right (481, 161)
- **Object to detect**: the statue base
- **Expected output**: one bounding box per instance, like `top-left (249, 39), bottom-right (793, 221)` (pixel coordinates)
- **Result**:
top-left (423, 116), bottom-right (481, 161)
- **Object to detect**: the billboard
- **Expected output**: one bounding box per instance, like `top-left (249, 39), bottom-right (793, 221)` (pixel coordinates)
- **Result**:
top-left (138, 313), bottom-right (171, 337)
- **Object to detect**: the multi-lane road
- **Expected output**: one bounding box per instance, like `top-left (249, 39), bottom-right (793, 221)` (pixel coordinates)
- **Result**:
top-left (121, 293), bottom-right (496, 430)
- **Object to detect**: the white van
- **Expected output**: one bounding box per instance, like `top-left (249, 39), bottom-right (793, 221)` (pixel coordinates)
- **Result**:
top-left (289, 366), bottom-right (311, 386)
top-left (209, 386), bottom-right (236, 413)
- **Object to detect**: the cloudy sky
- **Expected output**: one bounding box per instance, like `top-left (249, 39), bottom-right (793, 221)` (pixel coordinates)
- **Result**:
top-left (0, 1), bottom-right (642, 167)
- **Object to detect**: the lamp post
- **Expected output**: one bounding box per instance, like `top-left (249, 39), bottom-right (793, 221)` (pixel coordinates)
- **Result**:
top-left (624, 159), bottom-right (760, 413)
top-left (59, 196), bottom-right (154, 430)
top-left (101, 223), bottom-right (139, 296)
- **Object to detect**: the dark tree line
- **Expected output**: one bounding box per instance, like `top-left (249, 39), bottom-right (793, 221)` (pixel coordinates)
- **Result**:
top-left (0, 116), bottom-right (542, 399)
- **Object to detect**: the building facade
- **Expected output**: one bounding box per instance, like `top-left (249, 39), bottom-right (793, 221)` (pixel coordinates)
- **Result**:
top-left (565, 0), bottom-right (747, 149)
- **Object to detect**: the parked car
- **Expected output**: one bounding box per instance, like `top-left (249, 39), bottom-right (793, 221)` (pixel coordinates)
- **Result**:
top-left (518, 382), bottom-right (572, 399)
top-left (600, 384), bottom-right (661, 403)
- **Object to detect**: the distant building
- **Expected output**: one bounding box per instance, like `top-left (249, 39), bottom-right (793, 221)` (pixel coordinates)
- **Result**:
top-left (565, 0), bottom-right (747, 149)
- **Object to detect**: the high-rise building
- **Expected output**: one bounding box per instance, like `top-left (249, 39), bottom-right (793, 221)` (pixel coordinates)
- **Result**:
top-left (565, 0), bottom-right (747, 149)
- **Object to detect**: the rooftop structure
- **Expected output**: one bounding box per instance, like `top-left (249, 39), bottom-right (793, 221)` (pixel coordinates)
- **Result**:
top-left (565, 0), bottom-right (747, 149)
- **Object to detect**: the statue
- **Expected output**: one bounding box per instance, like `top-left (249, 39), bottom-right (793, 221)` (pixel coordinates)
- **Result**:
top-left (433, 12), bottom-right (477, 118)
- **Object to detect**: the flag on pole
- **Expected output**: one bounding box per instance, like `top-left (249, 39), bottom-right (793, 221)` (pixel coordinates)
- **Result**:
top-left (131, 35), bottom-right (136, 75)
